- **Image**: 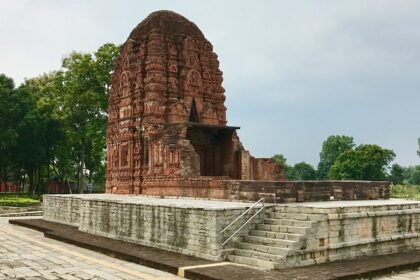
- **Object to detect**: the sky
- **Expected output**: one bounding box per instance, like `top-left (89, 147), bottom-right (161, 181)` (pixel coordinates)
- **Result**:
top-left (0, 0), bottom-right (419, 167)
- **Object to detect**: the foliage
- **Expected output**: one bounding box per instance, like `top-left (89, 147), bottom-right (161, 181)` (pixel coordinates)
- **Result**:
top-left (272, 154), bottom-right (287, 165)
top-left (0, 74), bottom-right (14, 90)
top-left (272, 155), bottom-right (316, 180)
top-left (0, 43), bottom-right (119, 196)
top-left (0, 193), bottom-right (40, 207)
top-left (328, 144), bottom-right (395, 180)
top-left (40, 43), bottom-right (118, 193)
top-left (418, 138), bottom-right (420, 158)
top-left (389, 163), bottom-right (405, 185)
top-left (317, 135), bottom-right (355, 179)
top-left (272, 154), bottom-right (295, 179)
top-left (406, 166), bottom-right (420, 185)
top-left (289, 162), bottom-right (317, 180)
top-left (391, 184), bottom-right (420, 200)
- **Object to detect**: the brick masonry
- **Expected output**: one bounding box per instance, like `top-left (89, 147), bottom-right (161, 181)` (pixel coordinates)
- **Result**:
top-left (141, 179), bottom-right (390, 202)
top-left (105, 10), bottom-right (285, 195)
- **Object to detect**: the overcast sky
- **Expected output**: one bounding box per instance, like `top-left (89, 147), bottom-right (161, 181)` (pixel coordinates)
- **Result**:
top-left (1, 0), bottom-right (419, 167)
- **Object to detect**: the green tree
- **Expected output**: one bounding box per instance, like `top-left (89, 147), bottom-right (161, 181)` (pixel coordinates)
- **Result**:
top-left (60, 43), bottom-right (119, 192)
top-left (272, 154), bottom-right (287, 165)
top-left (418, 138), bottom-right (420, 158)
top-left (389, 163), bottom-right (405, 185)
top-left (0, 75), bottom-right (62, 195)
top-left (328, 144), bottom-right (395, 180)
top-left (0, 44), bottom-right (118, 195)
top-left (20, 75), bottom-right (66, 194)
top-left (407, 165), bottom-right (420, 185)
top-left (0, 74), bottom-right (14, 90)
top-left (291, 162), bottom-right (317, 180)
top-left (0, 74), bottom-right (18, 187)
top-left (317, 135), bottom-right (355, 179)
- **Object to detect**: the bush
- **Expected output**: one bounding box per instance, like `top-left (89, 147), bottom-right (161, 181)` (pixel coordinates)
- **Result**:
top-left (390, 185), bottom-right (420, 200)
top-left (0, 193), bottom-right (41, 207)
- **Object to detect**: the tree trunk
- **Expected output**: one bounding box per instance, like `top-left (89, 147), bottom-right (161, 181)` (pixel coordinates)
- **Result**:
top-left (20, 174), bottom-right (24, 194)
top-left (88, 169), bottom-right (92, 184)
top-left (28, 172), bottom-right (35, 197)
top-left (78, 139), bottom-right (85, 194)
top-left (46, 163), bottom-right (50, 194)
top-left (36, 167), bottom-right (41, 196)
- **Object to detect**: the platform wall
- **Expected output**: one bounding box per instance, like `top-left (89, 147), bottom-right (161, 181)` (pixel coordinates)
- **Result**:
top-left (43, 194), bottom-right (262, 261)
top-left (274, 203), bottom-right (420, 267)
top-left (43, 195), bottom-right (81, 226)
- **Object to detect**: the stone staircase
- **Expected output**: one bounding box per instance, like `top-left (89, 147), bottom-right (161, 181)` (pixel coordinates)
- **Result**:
top-left (226, 207), bottom-right (319, 269)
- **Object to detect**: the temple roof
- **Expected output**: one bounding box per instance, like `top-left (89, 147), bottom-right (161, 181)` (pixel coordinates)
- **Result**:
top-left (128, 10), bottom-right (206, 41)
top-left (186, 122), bottom-right (240, 131)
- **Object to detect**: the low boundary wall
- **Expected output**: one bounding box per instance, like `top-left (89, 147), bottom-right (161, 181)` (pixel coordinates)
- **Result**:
top-left (141, 179), bottom-right (390, 203)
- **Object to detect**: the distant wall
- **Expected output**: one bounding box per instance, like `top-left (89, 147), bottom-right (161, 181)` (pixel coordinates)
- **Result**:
top-left (238, 150), bottom-right (284, 181)
top-left (0, 181), bottom-right (19, 192)
top-left (236, 180), bottom-right (390, 203)
top-left (141, 178), bottom-right (390, 203)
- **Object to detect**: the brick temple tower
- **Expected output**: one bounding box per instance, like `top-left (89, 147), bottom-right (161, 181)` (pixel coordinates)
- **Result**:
top-left (106, 11), bottom-right (284, 195)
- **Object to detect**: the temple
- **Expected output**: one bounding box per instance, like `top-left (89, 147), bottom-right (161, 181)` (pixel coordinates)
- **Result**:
top-left (40, 11), bottom-right (403, 272)
top-left (106, 11), bottom-right (284, 195)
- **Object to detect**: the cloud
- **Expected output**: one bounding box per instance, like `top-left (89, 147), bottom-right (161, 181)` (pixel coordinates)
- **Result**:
top-left (0, 0), bottom-right (419, 167)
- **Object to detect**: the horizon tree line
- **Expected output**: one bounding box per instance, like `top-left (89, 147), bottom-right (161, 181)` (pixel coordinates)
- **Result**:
top-left (0, 44), bottom-right (419, 196)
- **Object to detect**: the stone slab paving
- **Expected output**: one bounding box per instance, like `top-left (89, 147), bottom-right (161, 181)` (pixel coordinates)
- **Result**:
top-left (0, 217), bottom-right (183, 280)
top-left (375, 268), bottom-right (420, 280)
top-left (10, 218), bottom-right (420, 280)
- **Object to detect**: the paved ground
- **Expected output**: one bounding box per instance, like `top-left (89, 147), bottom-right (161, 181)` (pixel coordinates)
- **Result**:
top-left (0, 217), bottom-right (183, 280)
top-left (375, 268), bottom-right (420, 279)
top-left (7, 217), bottom-right (420, 280)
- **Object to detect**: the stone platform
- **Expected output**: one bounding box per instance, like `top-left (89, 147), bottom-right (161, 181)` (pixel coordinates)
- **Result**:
top-left (43, 194), bottom-right (261, 261)
top-left (226, 199), bottom-right (420, 269)
top-left (43, 194), bottom-right (420, 270)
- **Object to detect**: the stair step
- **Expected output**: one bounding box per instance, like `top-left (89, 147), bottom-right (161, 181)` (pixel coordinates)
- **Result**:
top-left (269, 212), bottom-right (324, 221)
top-left (250, 230), bottom-right (302, 241)
top-left (257, 224), bottom-right (309, 235)
top-left (235, 241), bottom-right (290, 255)
top-left (227, 254), bottom-right (278, 269)
top-left (232, 248), bottom-right (284, 262)
top-left (243, 235), bottom-right (301, 248)
top-left (263, 218), bottom-right (313, 227)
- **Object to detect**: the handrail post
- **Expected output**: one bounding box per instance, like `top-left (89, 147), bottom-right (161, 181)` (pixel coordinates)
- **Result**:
top-left (263, 197), bottom-right (265, 222)
top-left (220, 197), bottom-right (265, 247)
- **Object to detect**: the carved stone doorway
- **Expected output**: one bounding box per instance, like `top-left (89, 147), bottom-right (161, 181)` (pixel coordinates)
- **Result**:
top-left (186, 123), bottom-right (238, 177)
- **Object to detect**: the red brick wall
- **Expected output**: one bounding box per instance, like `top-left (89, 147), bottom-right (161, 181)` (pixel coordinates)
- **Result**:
top-left (0, 181), bottom-right (19, 193)
top-left (140, 178), bottom-right (390, 202)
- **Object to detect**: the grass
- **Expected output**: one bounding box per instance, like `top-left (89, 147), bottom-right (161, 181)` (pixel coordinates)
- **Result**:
top-left (0, 193), bottom-right (41, 207)
top-left (390, 184), bottom-right (420, 200)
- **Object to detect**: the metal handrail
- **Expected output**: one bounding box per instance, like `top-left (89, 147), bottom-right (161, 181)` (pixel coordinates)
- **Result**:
top-left (221, 198), bottom-right (264, 246)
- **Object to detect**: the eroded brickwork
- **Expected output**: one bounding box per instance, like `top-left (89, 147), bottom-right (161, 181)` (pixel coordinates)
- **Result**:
top-left (106, 11), bottom-right (284, 194)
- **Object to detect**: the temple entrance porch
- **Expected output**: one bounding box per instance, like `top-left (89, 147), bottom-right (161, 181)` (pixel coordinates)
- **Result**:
top-left (186, 122), bottom-right (239, 177)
